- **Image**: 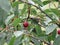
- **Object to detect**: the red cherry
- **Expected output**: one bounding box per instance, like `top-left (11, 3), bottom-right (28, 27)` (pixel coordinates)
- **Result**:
top-left (57, 30), bottom-right (60, 34)
top-left (23, 21), bottom-right (29, 27)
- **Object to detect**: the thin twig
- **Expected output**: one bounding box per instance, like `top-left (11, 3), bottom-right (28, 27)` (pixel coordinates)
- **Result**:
top-left (27, 5), bottom-right (31, 20)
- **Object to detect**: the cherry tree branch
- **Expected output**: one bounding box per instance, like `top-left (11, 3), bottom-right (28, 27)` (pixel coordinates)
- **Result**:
top-left (19, 0), bottom-right (60, 26)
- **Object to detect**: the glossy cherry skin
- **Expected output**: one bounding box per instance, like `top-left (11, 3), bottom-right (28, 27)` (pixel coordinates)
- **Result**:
top-left (58, 30), bottom-right (60, 35)
top-left (23, 21), bottom-right (29, 27)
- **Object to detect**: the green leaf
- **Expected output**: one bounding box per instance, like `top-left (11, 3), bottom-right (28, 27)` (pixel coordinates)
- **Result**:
top-left (43, 1), bottom-right (51, 5)
top-left (14, 31), bottom-right (24, 37)
top-left (44, 17), bottom-right (51, 25)
top-left (6, 32), bottom-right (13, 43)
top-left (23, 35), bottom-right (30, 45)
top-left (20, 4), bottom-right (27, 15)
top-left (53, 36), bottom-right (60, 45)
top-left (46, 24), bottom-right (57, 35)
top-left (31, 8), bottom-right (37, 15)
top-left (33, 0), bottom-right (43, 7)
top-left (50, 9), bottom-right (60, 17)
top-left (35, 25), bottom-right (42, 36)
top-left (14, 36), bottom-right (23, 45)
top-left (51, 29), bottom-right (56, 40)
top-left (0, 0), bottom-right (12, 27)
top-left (44, 9), bottom-right (60, 17)
top-left (39, 36), bottom-right (48, 41)
top-left (0, 8), bottom-right (8, 27)
top-left (12, 1), bottom-right (19, 7)
top-left (12, 18), bottom-right (20, 27)
top-left (0, 0), bottom-right (12, 13)
top-left (48, 29), bottom-right (56, 41)
top-left (44, 9), bottom-right (59, 22)
top-left (14, 3), bottom-right (19, 16)
top-left (5, 14), bottom-right (14, 25)
top-left (9, 36), bottom-right (16, 45)
top-left (31, 37), bottom-right (40, 45)
top-left (0, 33), bottom-right (6, 45)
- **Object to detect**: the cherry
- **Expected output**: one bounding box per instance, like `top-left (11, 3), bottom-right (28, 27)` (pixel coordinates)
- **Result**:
top-left (23, 21), bottom-right (29, 27)
top-left (57, 30), bottom-right (60, 34)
